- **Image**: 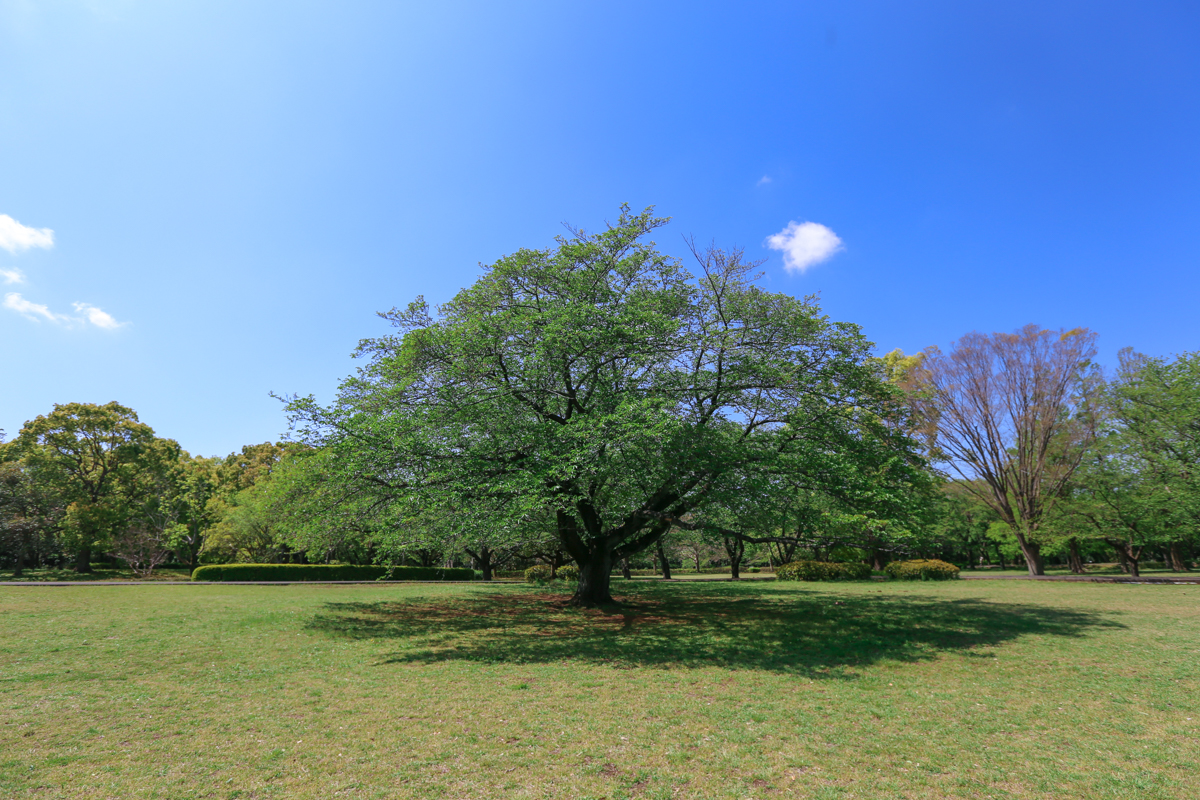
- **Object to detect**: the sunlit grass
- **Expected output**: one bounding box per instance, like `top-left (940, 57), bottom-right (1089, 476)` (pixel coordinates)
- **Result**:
top-left (1, 580), bottom-right (1197, 798)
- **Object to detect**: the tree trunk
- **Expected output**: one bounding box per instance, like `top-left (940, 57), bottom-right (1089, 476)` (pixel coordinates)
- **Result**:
top-left (74, 546), bottom-right (92, 573)
top-left (657, 540), bottom-right (672, 580)
top-left (1169, 541), bottom-right (1189, 572)
top-left (13, 546), bottom-right (25, 578)
top-left (186, 533), bottom-right (202, 572)
top-left (621, 557), bottom-right (631, 580)
top-left (571, 550), bottom-right (615, 606)
top-left (724, 535), bottom-right (744, 581)
top-left (466, 546), bottom-right (494, 581)
top-left (1014, 532), bottom-right (1045, 576)
top-left (1107, 540), bottom-right (1142, 577)
top-left (1066, 538), bottom-right (1085, 574)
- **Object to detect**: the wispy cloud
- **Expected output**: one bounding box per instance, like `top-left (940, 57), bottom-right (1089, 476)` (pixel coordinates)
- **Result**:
top-left (3, 292), bottom-right (64, 323)
top-left (757, 175), bottom-right (772, 186)
top-left (3, 292), bottom-right (125, 329)
top-left (0, 214), bottom-right (54, 253)
top-left (72, 302), bottom-right (124, 329)
top-left (0, 215), bottom-right (128, 329)
top-left (765, 220), bottom-right (843, 274)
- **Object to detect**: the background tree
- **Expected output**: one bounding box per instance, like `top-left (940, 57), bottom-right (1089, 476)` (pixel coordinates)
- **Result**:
top-left (0, 460), bottom-right (62, 577)
top-left (167, 455), bottom-right (222, 571)
top-left (202, 481), bottom-right (290, 563)
top-left (1107, 348), bottom-right (1200, 569)
top-left (927, 481), bottom-right (996, 569)
top-left (13, 402), bottom-right (159, 572)
top-left (910, 325), bottom-right (1103, 575)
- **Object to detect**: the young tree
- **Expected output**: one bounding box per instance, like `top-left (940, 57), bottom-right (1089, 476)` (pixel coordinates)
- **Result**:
top-left (911, 325), bottom-right (1102, 575)
top-left (109, 526), bottom-right (172, 577)
top-left (287, 208), bottom-right (925, 605)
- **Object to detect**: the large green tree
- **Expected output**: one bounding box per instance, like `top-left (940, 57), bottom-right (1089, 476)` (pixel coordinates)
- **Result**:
top-left (12, 402), bottom-right (160, 572)
top-left (288, 208), bottom-right (926, 605)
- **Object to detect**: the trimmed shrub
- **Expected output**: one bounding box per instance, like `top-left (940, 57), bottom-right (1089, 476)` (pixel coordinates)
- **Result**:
top-left (557, 564), bottom-right (580, 582)
top-left (191, 564), bottom-right (475, 582)
top-left (524, 564), bottom-right (554, 583)
top-left (884, 559), bottom-right (961, 581)
top-left (775, 560), bottom-right (872, 581)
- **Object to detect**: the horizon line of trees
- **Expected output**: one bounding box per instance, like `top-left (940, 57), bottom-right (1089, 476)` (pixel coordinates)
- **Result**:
top-left (3, 210), bottom-right (1197, 593)
top-left (3, 343), bottom-right (1197, 583)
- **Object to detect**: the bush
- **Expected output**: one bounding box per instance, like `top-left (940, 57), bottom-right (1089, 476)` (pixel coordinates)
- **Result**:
top-left (191, 564), bottom-right (476, 582)
top-left (883, 559), bottom-right (960, 581)
top-left (524, 564), bottom-right (554, 583)
top-left (775, 560), bottom-right (872, 581)
top-left (524, 564), bottom-right (580, 583)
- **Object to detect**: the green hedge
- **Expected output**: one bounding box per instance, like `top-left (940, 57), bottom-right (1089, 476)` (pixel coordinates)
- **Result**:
top-left (884, 559), bottom-right (960, 581)
top-left (191, 564), bottom-right (476, 582)
top-left (776, 560), bottom-right (873, 581)
top-left (557, 564), bottom-right (580, 582)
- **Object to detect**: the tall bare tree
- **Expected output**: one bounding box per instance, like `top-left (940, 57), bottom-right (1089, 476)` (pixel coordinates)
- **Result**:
top-left (911, 325), bottom-right (1101, 575)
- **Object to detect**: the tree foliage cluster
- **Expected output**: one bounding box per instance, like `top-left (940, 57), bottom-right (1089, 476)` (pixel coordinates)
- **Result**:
top-left (0, 404), bottom-right (312, 576)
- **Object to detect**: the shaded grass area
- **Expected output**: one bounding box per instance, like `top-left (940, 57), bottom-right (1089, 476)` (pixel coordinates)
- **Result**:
top-left (309, 586), bottom-right (1120, 677)
top-left (1, 580), bottom-right (1198, 799)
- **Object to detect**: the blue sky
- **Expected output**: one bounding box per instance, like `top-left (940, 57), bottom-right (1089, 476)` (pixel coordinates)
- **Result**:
top-left (2, 1), bottom-right (1198, 457)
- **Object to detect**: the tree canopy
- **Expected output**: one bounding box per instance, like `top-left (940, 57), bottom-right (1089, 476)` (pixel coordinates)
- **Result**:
top-left (286, 207), bottom-right (928, 604)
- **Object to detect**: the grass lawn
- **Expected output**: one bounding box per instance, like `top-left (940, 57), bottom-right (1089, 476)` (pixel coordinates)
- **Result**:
top-left (1, 580), bottom-right (1197, 799)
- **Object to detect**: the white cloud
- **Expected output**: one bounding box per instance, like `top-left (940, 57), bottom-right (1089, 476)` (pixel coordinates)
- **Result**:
top-left (757, 175), bottom-right (772, 186)
top-left (0, 214), bottom-right (54, 254)
top-left (72, 302), bottom-right (124, 329)
top-left (1, 268), bottom-right (25, 284)
top-left (3, 292), bottom-right (125, 329)
top-left (3, 292), bottom-right (64, 323)
top-left (765, 220), bottom-right (843, 274)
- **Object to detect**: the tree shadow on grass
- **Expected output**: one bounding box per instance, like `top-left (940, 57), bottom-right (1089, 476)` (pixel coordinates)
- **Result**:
top-left (305, 583), bottom-right (1124, 678)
